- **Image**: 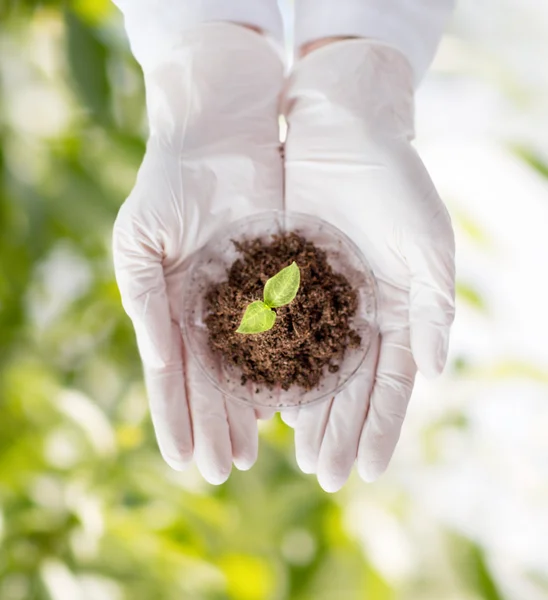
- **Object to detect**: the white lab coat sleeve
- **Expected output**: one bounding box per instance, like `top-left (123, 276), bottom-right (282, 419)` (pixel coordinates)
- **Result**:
top-left (294, 0), bottom-right (456, 85)
top-left (112, 0), bottom-right (284, 73)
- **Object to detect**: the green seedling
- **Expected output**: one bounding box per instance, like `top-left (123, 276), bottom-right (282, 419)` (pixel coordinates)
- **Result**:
top-left (236, 261), bottom-right (301, 334)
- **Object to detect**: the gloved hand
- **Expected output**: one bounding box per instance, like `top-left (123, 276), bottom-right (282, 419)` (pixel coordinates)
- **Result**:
top-left (281, 39), bottom-right (456, 492)
top-left (112, 23), bottom-right (284, 483)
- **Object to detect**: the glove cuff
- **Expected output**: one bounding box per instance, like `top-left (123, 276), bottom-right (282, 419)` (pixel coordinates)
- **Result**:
top-left (294, 0), bottom-right (455, 84)
top-left (143, 23), bottom-right (285, 145)
top-left (117, 0), bottom-right (284, 73)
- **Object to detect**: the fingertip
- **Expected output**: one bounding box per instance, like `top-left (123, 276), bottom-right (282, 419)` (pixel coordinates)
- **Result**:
top-left (225, 401), bottom-right (259, 473)
top-left (192, 415), bottom-right (234, 486)
top-left (411, 323), bottom-right (449, 379)
top-left (296, 451), bottom-right (317, 475)
top-left (435, 330), bottom-right (450, 374)
top-left (357, 402), bottom-right (405, 485)
top-left (233, 454), bottom-right (257, 471)
top-left (357, 425), bottom-right (400, 483)
top-left (293, 400), bottom-right (332, 475)
top-left (417, 359), bottom-right (442, 380)
top-left (202, 464), bottom-right (232, 486)
top-left (357, 459), bottom-right (388, 483)
top-left (317, 470), bottom-right (348, 493)
top-left (161, 453), bottom-right (193, 472)
top-left (316, 448), bottom-right (355, 493)
top-left (233, 441), bottom-right (258, 471)
top-left (314, 360), bottom-right (378, 496)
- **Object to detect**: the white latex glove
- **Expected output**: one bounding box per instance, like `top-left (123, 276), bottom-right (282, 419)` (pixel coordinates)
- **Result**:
top-left (293, 0), bottom-right (456, 85)
top-left (112, 23), bottom-right (284, 483)
top-left (281, 40), bottom-right (456, 492)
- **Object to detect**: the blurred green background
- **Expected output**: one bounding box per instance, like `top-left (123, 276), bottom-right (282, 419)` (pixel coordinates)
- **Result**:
top-left (1, 1), bottom-right (548, 599)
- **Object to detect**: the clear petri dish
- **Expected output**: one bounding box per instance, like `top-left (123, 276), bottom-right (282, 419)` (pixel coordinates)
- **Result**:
top-left (180, 210), bottom-right (378, 409)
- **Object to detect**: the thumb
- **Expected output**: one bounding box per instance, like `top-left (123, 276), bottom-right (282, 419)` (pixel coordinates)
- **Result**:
top-left (113, 208), bottom-right (193, 468)
top-left (405, 230), bottom-right (456, 378)
top-left (113, 205), bottom-right (177, 370)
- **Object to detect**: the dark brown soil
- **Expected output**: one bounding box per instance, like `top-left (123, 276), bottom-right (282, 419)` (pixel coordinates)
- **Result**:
top-left (204, 233), bottom-right (361, 391)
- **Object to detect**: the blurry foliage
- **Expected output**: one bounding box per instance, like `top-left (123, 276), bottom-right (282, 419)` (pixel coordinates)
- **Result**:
top-left (0, 4), bottom-right (388, 599)
top-left (65, 9), bottom-right (112, 126)
top-left (450, 207), bottom-right (492, 249)
top-left (0, 2), bottom-right (514, 600)
top-left (511, 145), bottom-right (548, 180)
top-left (455, 282), bottom-right (487, 313)
top-left (450, 536), bottom-right (505, 600)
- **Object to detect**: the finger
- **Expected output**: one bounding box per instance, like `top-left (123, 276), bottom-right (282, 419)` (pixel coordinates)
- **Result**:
top-left (280, 409), bottom-right (300, 428)
top-left (405, 228), bottom-right (456, 379)
top-left (143, 322), bottom-right (194, 470)
top-left (253, 382), bottom-right (282, 420)
top-left (113, 218), bottom-right (193, 468)
top-left (294, 398), bottom-right (333, 474)
top-left (316, 333), bottom-right (380, 493)
top-left (255, 407), bottom-right (276, 420)
top-left (185, 347), bottom-right (233, 485)
top-left (357, 328), bottom-right (416, 482)
top-left (226, 399), bottom-right (259, 471)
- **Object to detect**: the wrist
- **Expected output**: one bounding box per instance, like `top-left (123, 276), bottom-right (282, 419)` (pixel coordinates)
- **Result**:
top-left (286, 39), bottom-right (415, 140)
top-left (143, 23), bottom-right (284, 144)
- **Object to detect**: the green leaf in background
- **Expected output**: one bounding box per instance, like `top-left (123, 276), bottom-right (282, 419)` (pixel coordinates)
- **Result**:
top-left (263, 261), bottom-right (301, 308)
top-left (456, 281), bottom-right (487, 312)
top-left (455, 538), bottom-right (505, 600)
top-left (64, 9), bottom-right (111, 125)
top-left (451, 206), bottom-right (491, 247)
top-left (236, 300), bottom-right (276, 334)
top-left (512, 144), bottom-right (548, 179)
top-left (73, 0), bottom-right (114, 25)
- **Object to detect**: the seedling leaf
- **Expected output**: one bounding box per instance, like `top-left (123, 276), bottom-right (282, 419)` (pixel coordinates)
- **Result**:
top-left (236, 301), bottom-right (276, 334)
top-left (263, 261), bottom-right (301, 308)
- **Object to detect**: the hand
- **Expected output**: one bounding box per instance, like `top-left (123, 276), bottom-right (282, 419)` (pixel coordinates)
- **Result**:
top-left (113, 24), bottom-right (284, 483)
top-left (281, 39), bottom-right (456, 492)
